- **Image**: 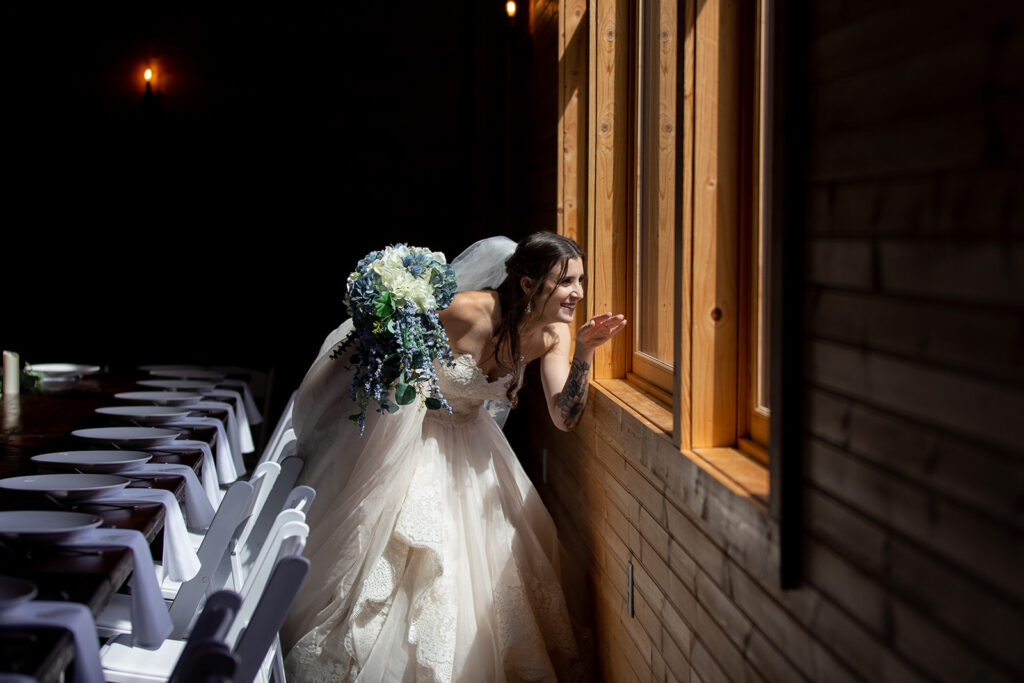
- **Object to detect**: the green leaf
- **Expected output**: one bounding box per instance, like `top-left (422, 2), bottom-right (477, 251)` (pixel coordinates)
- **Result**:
top-left (394, 382), bottom-right (416, 405)
top-left (424, 397), bottom-right (442, 410)
top-left (380, 398), bottom-right (399, 414)
top-left (374, 292), bottom-right (394, 318)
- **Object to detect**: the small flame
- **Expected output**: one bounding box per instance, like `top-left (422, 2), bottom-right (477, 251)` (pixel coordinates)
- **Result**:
top-left (506, 1), bottom-right (516, 17)
top-left (144, 68), bottom-right (152, 81)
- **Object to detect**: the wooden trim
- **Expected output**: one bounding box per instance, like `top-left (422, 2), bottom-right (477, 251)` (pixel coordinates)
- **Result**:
top-left (674, 0), bottom-right (695, 450)
top-left (590, 0), bottom-right (631, 380)
top-left (630, 0), bottom-right (679, 395)
top-left (738, 435), bottom-right (769, 467)
top-left (625, 368), bottom-right (673, 407)
top-left (738, 0), bottom-right (770, 451)
top-left (560, 0), bottom-right (589, 341)
top-left (559, 0), bottom-right (588, 246)
top-left (691, 0), bottom-right (741, 448)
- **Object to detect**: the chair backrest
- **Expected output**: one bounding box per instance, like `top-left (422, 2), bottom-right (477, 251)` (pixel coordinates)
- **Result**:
top-left (226, 518), bottom-right (309, 647)
top-left (168, 590), bottom-right (242, 683)
top-left (257, 426), bottom-right (296, 468)
top-left (235, 460), bottom-right (281, 546)
top-left (236, 457), bottom-right (311, 573)
top-left (231, 538), bottom-right (310, 683)
top-left (256, 390), bottom-right (295, 467)
top-left (169, 480), bottom-right (254, 637)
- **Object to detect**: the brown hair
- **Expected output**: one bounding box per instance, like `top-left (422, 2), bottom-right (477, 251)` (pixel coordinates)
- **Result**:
top-left (491, 231), bottom-right (584, 406)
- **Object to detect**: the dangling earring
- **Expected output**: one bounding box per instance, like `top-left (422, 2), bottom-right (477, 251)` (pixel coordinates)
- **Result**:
top-left (525, 300), bottom-right (532, 314)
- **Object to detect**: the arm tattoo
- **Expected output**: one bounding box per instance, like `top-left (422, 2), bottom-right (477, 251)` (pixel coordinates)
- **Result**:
top-left (557, 357), bottom-right (591, 430)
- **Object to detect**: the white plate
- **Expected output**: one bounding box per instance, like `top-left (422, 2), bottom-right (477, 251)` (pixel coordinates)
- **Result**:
top-left (138, 364), bottom-right (205, 373)
top-left (0, 511), bottom-right (103, 542)
top-left (71, 427), bottom-right (181, 447)
top-left (0, 473), bottom-right (130, 501)
top-left (31, 450), bottom-right (153, 473)
top-left (24, 363), bottom-right (101, 380)
top-left (136, 379), bottom-right (216, 392)
top-left (114, 391), bottom-right (204, 406)
top-left (95, 405), bottom-right (193, 424)
top-left (0, 575), bottom-right (38, 609)
top-left (149, 368), bottom-right (226, 380)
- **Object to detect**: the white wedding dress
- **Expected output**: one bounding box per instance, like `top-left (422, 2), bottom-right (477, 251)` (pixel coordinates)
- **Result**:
top-left (282, 239), bottom-right (586, 682)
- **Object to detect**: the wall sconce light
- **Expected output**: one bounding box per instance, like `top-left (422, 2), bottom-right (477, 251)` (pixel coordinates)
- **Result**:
top-left (506, 1), bottom-right (517, 18)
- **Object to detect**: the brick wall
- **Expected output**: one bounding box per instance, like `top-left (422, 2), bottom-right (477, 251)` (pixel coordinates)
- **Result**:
top-left (511, 1), bottom-right (1024, 680)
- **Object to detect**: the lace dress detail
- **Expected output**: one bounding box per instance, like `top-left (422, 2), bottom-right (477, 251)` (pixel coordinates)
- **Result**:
top-left (425, 353), bottom-right (517, 425)
top-left (283, 339), bottom-right (584, 682)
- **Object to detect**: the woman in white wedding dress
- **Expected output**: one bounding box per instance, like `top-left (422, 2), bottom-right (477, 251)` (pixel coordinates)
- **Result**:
top-left (281, 233), bottom-right (626, 682)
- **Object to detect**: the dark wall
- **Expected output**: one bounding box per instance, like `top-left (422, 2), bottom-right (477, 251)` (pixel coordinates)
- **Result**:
top-left (1, 5), bottom-right (545, 412)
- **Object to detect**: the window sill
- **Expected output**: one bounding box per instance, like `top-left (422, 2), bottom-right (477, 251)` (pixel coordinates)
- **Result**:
top-left (592, 378), bottom-right (770, 513)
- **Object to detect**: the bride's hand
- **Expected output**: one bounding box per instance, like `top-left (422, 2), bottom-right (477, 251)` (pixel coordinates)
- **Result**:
top-left (576, 312), bottom-right (627, 351)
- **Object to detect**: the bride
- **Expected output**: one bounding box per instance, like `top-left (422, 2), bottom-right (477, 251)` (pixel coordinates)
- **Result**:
top-left (281, 232), bottom-right (626, 682)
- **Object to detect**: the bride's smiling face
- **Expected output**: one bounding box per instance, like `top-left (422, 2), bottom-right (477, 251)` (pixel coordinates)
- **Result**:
top-left (532, 257), bottom-right (585, 324)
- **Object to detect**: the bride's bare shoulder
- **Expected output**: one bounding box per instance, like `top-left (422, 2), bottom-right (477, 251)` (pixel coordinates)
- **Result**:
top-left (442, 290), bottom-right (499, 322)
top-left (439, 290), bottom-right (500, 346)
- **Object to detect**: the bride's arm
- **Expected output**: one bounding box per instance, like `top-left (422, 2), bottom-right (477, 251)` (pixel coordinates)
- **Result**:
top-left (540, 313), bottom-right (627, 431)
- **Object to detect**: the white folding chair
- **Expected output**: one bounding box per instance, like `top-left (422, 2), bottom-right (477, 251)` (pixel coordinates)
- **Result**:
top-left (232, 534), bottom-right (310, 683)
top-left (94, 477), bottom-right (255, 640)
top-left (101, 589), bottom-right (242, 683)
top-left (255, 391), bottom-right (295, 468)
top-left (219, 483), bottom-right (312, 594)
top-left (232, 457), bottom-right (312, 589)
top-left (229, 460), bottom-right (283, 551)
top-left (100, 518), bottom-right (310, 683)
top-left (256, 425), bottom-right (295, 468)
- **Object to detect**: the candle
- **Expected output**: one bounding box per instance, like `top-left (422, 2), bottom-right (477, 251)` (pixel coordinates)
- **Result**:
top-left (3, 350), bottom-right (19, 395)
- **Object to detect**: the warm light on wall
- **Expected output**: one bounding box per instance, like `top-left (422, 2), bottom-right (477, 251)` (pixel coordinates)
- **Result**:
top-left (506, 1), bottom-right (516, 17)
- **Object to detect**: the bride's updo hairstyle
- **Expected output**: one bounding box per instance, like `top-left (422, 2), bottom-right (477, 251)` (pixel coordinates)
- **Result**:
top-left (492, 231), bottom-right (585, 406)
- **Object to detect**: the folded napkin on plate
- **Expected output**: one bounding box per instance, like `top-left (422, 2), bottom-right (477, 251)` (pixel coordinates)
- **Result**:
top-left (125, 463), bottom-right (215, 531)
top-left (218, 378), bottom-right (263, 425)
top-left (58, 528), bottom-right (173, 650)
top-left (205, 388), bottom-right (255, 454)
top-left (154, 437), bottom-right (234, 489)
top-left (0, 600), bottom-right (105, 682)
top-left (86, 488), bottom-right (200, 583)
top-left (164, 415), bottom-right (238, 482)
top-left (180, 401), bottom-right (245, 477)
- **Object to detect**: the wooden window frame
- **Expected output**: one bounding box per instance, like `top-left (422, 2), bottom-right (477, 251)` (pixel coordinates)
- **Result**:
top-left (560, 0), bottom-right (772, 483)
top-left (627, 0), bottom-right (678, 398)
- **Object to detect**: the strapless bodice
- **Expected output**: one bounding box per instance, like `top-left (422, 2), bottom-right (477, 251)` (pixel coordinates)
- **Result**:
top-left (426, 353), bottom-right (517, 424)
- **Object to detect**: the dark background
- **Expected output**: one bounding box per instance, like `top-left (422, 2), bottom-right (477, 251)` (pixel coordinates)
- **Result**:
top-left (0, 5), bottom-right (548, 415)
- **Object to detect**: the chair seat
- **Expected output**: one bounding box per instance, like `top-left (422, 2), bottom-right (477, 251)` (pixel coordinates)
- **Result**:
top-left (150, 562), bottom-right (185, 600)
top-left (100, 633), bottom-right (187, 683)
top-left (96, 593), bottom-right (136, 637)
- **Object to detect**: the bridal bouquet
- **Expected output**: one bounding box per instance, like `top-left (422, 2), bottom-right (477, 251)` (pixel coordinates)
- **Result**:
top-left (332, 244), bottom-right (458, 432)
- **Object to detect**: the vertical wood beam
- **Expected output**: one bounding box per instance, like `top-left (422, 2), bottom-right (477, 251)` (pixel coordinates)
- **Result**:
top-left (559, 0), bottom-right (588, 247)
top-left (674, 0), bottom-right (696, 450)
top-left (589, 0), bottom-right (631, 380)
top-left (691, 0), bottom-right (740, 447)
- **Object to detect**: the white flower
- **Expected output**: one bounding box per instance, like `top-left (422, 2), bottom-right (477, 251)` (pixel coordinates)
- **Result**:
top-left (370, 249), bottom-right (437, 311)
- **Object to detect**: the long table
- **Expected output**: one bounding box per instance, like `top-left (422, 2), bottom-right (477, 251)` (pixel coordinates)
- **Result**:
top-left (0, 370), bottom-right (220, 681)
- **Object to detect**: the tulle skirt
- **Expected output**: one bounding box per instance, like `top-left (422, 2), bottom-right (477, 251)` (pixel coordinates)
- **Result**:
top-left (281, 334), bottom-right (584, 682)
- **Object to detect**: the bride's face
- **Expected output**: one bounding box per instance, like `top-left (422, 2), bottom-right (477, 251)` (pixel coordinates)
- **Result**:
top-left (535, 257), bottom-right (585, 324)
